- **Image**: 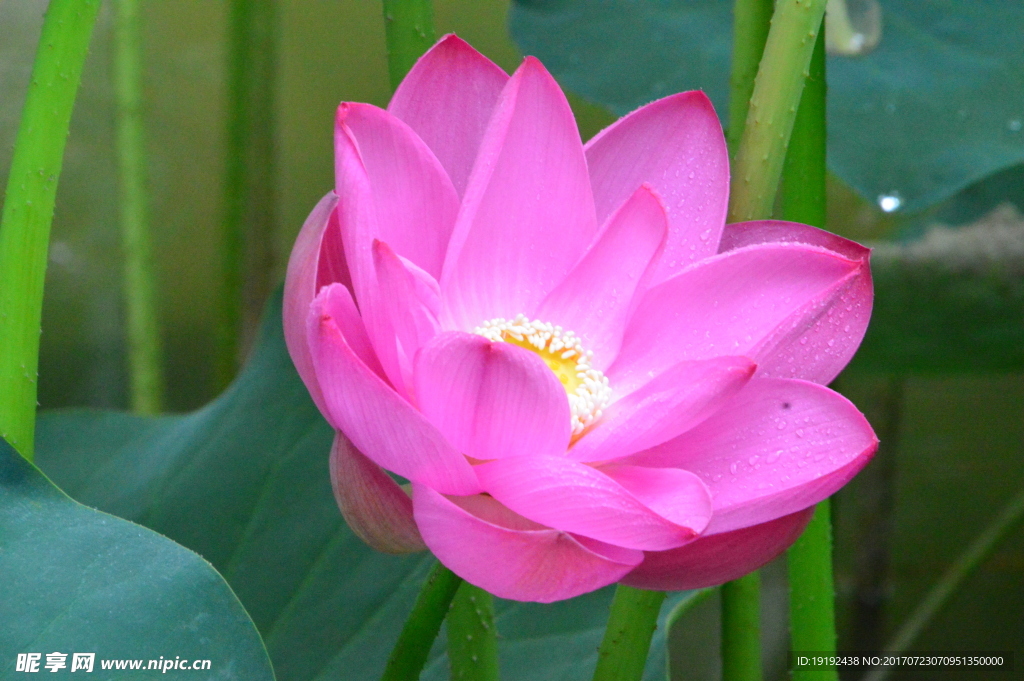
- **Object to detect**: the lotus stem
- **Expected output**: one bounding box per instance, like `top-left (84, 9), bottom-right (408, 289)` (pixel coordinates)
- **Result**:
top-left (115, 0), bottom-right (165, 415)
top-left (447, 582), bottom-right (499, 681)
top-left (781, 24), bottom-right (827, 228)
top-left (728, 0), bottom-right (828, 223)
top-left (216, 0), bottom-right (278, 392)
top-left (382, 0), bottom-right (437, 90)
top-left (381, 561), bottom-right (463, 681)
top-left (719, 0), bottom-right (803, 674)
top-left (862, 485), bottom-right (1024, 681)
top-left (0, 0), bottom-right (102, 460)
top-left (721, 572), bottom-right (763, 681)
top-left (787, 504), bottom-right (839, 681)
top-left (782, 26), bottom-right (838, 681)
top-left (591, 585), bottom-right (667, 681)
top-left (728, 0), bottom-right (774, 155)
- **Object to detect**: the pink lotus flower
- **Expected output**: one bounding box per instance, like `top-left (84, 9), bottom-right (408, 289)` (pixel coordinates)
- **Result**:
top-left (284, 35), bottom-right (877, 603)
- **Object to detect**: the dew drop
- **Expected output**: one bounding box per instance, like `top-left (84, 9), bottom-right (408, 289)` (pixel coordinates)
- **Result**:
top-left (729, 462), bottom-right (738, 475)
top-left (1009, 119), bottom-right (1022, 133)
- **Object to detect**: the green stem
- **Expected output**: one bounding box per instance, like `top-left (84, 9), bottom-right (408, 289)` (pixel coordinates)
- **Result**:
top-left (592, 585), bottom-right (667, 681)
top-left (787, 504), bottom-right (838, 681)
top-left (447, 582), bottom-right (499, 681)
top-left (381, 562), bottom-right (463, 681)
top-left (727, 0), bottom-right (774, 155)
top-left (781, 24), bottom-right (827, 228)
top-left (382, 0), bottom-right (437, 90)
top-left (727, 0), bottom-right (827, 223)
top-left (862, 485), bottom-right (1024, 681)
top-left (721, 572), bottom-right (762, 681)
top-left (0, 0), bottom-right (101, 460)
top-left (717, 0), bottom-right (786, 674)
top-left (782, 27), bottom-right (837, 681)
top-left (216, 0), bottom-right (278, 392)
top-left (115, 0), bottom-right (164, 415)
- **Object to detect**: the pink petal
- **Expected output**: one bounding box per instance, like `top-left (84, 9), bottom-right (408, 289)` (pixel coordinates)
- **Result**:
top-left (621, 508), bottom-right (814, 591)
top-left (307, 285), bottom-right (480, 496)
top-left (335, 102), bottom-right (459, 286)
top-left (301, 283), bottom-right (384, 383)
top-left (535, 184), bottom-right (668, 371)
top-left (372, 241), bottom-right (442, 390)
top-left (568, 357), bottom-right (756, 462)
top-left (414, 332), bottom-right (571, 460)
top-left (719, 220), bottom-right (873, 384)
top-left (584, 91), bottom-right (729, 283)
top-left (330, 432), bottom-right (425, 554)
top-left (609, 243), bottom-right (865, 394)
top-left (441, 57), bottom-right (598, 331)
top-left (388, 34), bottom-right (509, 197)
top-left (474, 456), bottom-right (711, 551)
top-left (413, 485), bottom-right (641, 603)
top-left (334, 104), bottom-right (460, 390)
top-left (600, 464), bottom-right (713, 531)
top-left (625, 378), bottom-right (877, 534)
top-left (283, 192), bottom-right (350, 414)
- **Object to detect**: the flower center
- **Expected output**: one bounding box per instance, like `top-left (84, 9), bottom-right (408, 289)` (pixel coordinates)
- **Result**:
top-left (473, 314), bottom-right (612, 436)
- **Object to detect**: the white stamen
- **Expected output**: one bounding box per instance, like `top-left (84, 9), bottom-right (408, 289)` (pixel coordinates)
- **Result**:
top-left (473, 314), bottom-right (613, 435)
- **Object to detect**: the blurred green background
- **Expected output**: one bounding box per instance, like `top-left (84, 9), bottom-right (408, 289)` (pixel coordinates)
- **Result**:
top-left (1, 1), bottom-right (1022, 680)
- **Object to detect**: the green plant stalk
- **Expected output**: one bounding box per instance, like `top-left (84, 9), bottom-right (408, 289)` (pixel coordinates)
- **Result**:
top-left (381, 562), bottom-right (463, 681)
top-left (780, 24), bottom-right (827, 228)
top-left (447, 582), bottom-right (499, 681)
top-left (782, 28), bottom-right (837, 681)
top-left (727, 0), bottom-right (827, 223)
top-left (862, 485), bottom-right (1024, 681)
top-left (719, 0), bottom-right (811, 675)
top-left (0, 0), bottom-right (101, 460)
top-left (787, 504), bottom-right (838, 681)
top-left (727, 0), bottom-right (774, 155)
top-left (216, 0), bottom-right (278, 392)
top-left (721, 572), bottom-right (762, 681)
top-left (592, 585), bottom-right (667, 681)
top-left (115, 0), bottom-right (164, 415)
top-left (382, 0), bottom-right (437, 90)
